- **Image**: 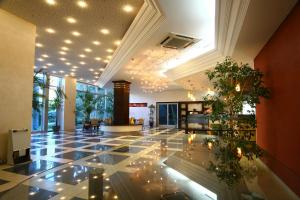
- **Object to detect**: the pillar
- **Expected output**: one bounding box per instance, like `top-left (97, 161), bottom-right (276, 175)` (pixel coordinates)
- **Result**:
top-left (0, 9), bottom-right (36, 161)
top-left (112, 80), bottom-right (131, 125)
top-left (63, 77), bottom-right (77, 131)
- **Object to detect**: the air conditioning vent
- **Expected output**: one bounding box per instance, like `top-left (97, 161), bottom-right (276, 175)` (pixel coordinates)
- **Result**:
top-left (160, 33), bottom-right (199, 49)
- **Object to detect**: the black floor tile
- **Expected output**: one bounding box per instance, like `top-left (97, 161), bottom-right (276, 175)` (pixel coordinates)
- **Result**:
top-left (104, 140), bottom-right (130, 145)
top-left (131, 141), bottom-right (156, 147)
top-left (3, 160), bottom-right (63, 176)
top-left (83, 144), bottom-right (114, 151)
top-left (113, 146), bottom-right (145, 154)
top-left (59, 142), bottom-right (90, 148)
top-left (82, 138), bottom-right (105, 143)
top-left (54, 151), bottom-right (93, 160)
top-left (31, 148), bottom-right (65, 156)
top-left (38, 140), bottom-right (67, 145)
top-left (86, 154), bottom-right (129, 165)
top-left (41, 165), bottom-right (94, 185)
top-left (0, 185), bottom-right (57, 200)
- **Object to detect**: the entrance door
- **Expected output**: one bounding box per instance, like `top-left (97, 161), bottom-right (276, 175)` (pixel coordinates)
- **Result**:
top-left (157, 103), bottom-right (178, 128)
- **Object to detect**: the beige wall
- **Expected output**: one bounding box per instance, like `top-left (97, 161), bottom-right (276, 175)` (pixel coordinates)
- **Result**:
top-left (63, 77), bottom-right (76, 131)
top-left (0, 9), bottom-right (36, 161)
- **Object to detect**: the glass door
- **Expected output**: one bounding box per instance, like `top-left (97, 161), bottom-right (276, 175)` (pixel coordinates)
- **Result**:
top-left (157, 103), bottom-right (178, 128)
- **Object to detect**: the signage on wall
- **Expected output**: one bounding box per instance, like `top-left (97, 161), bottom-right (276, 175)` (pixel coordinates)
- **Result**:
top-left (129, 103), bottom-right (148, 107)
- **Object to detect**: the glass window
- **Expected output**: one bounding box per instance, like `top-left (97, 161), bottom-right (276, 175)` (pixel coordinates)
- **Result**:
top-left (32, 73), bottom-right (46, 131)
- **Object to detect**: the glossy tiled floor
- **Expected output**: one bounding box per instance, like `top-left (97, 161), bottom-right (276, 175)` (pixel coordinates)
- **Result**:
top-left (0, 128), bottom-right (298, 200)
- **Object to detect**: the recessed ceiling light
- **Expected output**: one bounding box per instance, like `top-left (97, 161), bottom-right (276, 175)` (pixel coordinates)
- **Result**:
top-left (99, 68), bottom-right (105, 71)
top-left (45, 28), bottom-right (55, 34)
top-left (95, 57), bottom-right (101, 61)
top-left (59, 70), bottom-right (65, 73)
top-left (65, 62), bottom-right (71, 66)
top-left (66, 17), bottom-right (77, 24)
top-left (71, 31), bottom-right (81, 37)
top-left (106, 49), bottom-right (113, 53)
top-left (84, 48), bottom-right (92, 52)
top-left (114, 40), bottom-right (121, 46)
top-left (79, 61), bottom-right (86, 65)
top-left (61, 46), bottom-right (69, 51)
top-left (86, 80), bottom-right (90, 83)
top-left (71, 68), bottom-right (76, 71)
top-left (79, 78), bottom-right (84, 81)
top-left (42, 66), bottom-right (48, 69)
top-left (100, 29), bottom-right (110, 35)
top-left (104, 59), bottom-right (109, 63)
top-left (45, 0), bottom-right (56, 6)
top-left (36, 43), bottom-right (43, 47)
top-left (46, 63), bottom-right (53, 66)
top-left (93, 41), bottom-right (101, 45)
top-left (59, 51), bottom-right (66, 55)
top-left (65, 74), bottom-right (69, 77)
top-left (79, 54), bottom-right (86, 58)
top-left (77, 0), bottom-right (88, 8)
top-left (107, 55), bottom-right (112, 59)
top-left (33, 66), bottom-right (37, 69)
top-left (95, 76), bottom-right (99, 79)
top-left (94, 72), bottom-right (99, 75)
top-left (64, 39), bottom-right (72, 44)
top-left (89, 68), bottom-right (94, 72)
top-left (52, 70), bottom-right (57, 74)
top-left (122, 4), bottom-right (134, 13)
top-left (72, 66), bottom-right (78, 68)
top-left (42, 54), bottom-right (49, 58)
top-left (60, 57), bottom-right (66, 61)
top-left (70, 72), bottom-right (76, 76)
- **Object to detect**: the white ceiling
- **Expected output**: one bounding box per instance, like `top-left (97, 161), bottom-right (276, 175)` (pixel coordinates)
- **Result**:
top-left (0, 0), bottom-right (143, 83)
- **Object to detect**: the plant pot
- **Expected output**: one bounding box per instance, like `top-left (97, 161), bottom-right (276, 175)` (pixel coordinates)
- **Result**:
top-left (52, 125), bottom-right (60, 133)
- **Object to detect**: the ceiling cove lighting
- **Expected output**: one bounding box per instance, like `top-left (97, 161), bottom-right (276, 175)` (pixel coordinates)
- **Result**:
top-left (66, 17), bottom-right (77, 24)
top-left (45, 28), bottom-right (56, 34)
top-left (122, 5), bottom-right (134, 13)
top-left (77, 0), bottom-right (88, 8)
top-left (45, 0), bottom-right (57, 6)
top-left (100, 29), bottom-right (110, 35)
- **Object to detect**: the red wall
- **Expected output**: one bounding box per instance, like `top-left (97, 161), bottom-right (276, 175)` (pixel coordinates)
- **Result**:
top-left (255, 2), bottom-right (300, 196)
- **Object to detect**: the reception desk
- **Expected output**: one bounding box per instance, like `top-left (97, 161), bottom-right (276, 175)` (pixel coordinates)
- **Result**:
top-left (100, 125), bottom-right (142, 132)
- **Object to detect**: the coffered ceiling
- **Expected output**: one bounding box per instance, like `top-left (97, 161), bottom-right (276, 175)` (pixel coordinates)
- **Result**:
top-left (0, 0), bottom-right (143, 84)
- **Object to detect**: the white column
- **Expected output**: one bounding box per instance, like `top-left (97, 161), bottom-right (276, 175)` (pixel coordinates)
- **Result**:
top-left (0, 9), bottom-right (36, 161)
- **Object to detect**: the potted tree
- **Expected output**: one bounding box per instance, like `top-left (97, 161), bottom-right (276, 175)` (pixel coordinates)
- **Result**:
top-left (148, 104), bottom-right (155, 128)
top-left (50, 87), bottom-right (67, 133)
top-left (203, 57), bottom-right (270, 186)
top-left (32, 69), bottom-right (45, 112)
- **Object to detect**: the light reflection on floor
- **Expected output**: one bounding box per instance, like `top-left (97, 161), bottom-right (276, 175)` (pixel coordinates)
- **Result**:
top-left (0, 128), bottom-right (298, 200)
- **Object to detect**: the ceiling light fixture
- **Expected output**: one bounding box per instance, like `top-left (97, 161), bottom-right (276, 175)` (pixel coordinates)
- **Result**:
top-left (65, 62), bottom-right (71, 66)
top-left (79, 54), bottom-right (86, 58)
top-left (93, 41), bottom-right (100, 45)
top-left (107, 55), bottom-right (112, 59)
top-left (52, 71), bottom-right (57, 74)
top-left (42, 54), bottom-right (49, 58)
top-left (114, 40), bottom-right (121, 46)
top-left (64, 39), bottom-right (72, 44)
top-left (45, 0), bottom-right (57, 6)
top-left (66, 17), bottom-right (77, 24)
top-left (60, 57), bottom-right (66, 61)
top-left (84, 48), bottom-right (92, 52)
top-left (59, 51), bottom-right (66, 55)
top-left (36, 43), bottom-right (43, 47)
top-left (37, 58), bottom-right (44, 62)
top-left (46, 63), bottom-right (53, 66)
top-left (99, 68), bottom-right (105, 71)
top-left (122, 4), bottom-right (134, 13)
top-left (73, 66), bottom-right (78, 69)
top-left (71, 68), bottom-right (76, 71)
top-left (89, 68), bottom-right (94, 72)
top-left (106, 49), bottom-right (113, 53)
top-left (61, 46), bottom-right (69, 51)
top-left (59, 70), bottom-right (65, 73)
top-left (45, 28), bottom-right (56, 34)
top-left (104, 59), bottom-right (109, 63)
top-left (77, 0), bottom-right (88, 8)
top-left (100, 29), bottom-right (110, 35)
top-left (95, 57), bottom-right (101, 61)
top-left (79, 61), bottom-right (86, 65)
top-left (71, 31), bottom-right (81, 37)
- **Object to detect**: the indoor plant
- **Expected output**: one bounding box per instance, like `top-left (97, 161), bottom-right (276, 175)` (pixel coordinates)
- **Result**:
top-left (148, 104), bottom-right (155, 128)
top-left (32, 69), bottom-right (46, 112)
top-left (50, 86), bottom-right (67, 132)
top-left (203, 57), bottom-right (270, 186)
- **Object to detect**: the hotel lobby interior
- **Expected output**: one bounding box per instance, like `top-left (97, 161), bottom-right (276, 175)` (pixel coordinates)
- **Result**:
top-left (0, 0), bottom-right (299, 199)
